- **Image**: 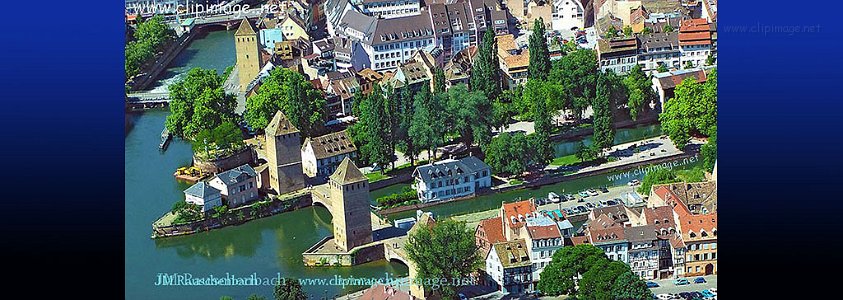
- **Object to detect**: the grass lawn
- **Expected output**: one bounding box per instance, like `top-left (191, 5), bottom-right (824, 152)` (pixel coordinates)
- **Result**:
top-left (676, 167), bottom-right (707, 183)
top-left (509, 179), bottom-right (524, 185)
top-left (366, 172), bottom-right (390, 183)
top-left (551, 154), bottom-right (582, 166)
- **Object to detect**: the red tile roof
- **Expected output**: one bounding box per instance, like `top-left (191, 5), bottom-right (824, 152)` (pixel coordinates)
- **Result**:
top-left (359, 285), bottom-right (414, 300)
top-left (526, 224), bottom-right (562, 240)
top-left (502, 200), bottom-right (537, 229)
top-left (478, 217), bottom-right (506, 244)
top-left (570, 236), bottom-right (590, 246)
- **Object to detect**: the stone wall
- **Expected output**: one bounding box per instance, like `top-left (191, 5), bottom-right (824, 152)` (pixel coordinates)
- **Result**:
top-left (194, 147), bottom-right (256, 174)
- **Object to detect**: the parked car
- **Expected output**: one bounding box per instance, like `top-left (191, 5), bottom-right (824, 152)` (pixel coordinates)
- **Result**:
top-left (535, 198), bottom-right (545, 205)
top-left (599, 187), bottom-right (609, 193)
top-left (656, 294), bottom-right (673, 300)
top-left (628, 179), bottom-right (641, 186)
top-left (564, 194), bottom-right (576, 201)
top-left (645, 281), bottom-right (659, 288)
top-left (606, 200), bottom-right (618, 206)
top-left (548, 192), bottom-right (562, 203)
top-left (673, 278), bottom-right (690, 285)
top-left (708, 288), bottom-right (717, 294)
top-left (586, 203), bottom-right (596, 209)
top-left (587, 189), bottom-right (599, 196)
top-left (578, 191), bottom-right (590, 197)
top-left (689, 291), bottom-right (703, 299)
top-left (701, 290), bottom-right (715, 298)
top-left (678, 292), bottom-right (691, 299)
top-left (458, 293), bottom-right (468, 300)
top-left (576, 205), bottom-right (587, 212)
top-left (694, 277), bottom-right (706, 284)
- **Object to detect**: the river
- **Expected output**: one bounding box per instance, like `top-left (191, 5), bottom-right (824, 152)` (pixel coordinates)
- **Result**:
top-left (125, 30), bottom-right (407, 300)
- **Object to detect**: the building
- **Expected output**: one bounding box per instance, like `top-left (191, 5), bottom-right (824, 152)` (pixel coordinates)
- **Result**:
top-left (476, 216), bottom-right (507, 257)
top-left (597, 36), bottom-right (638, 74)
top-left (328, 157), bottom-right (374, 251)
top-left (278, 13), bottom-right (310, 41)
top-left (551, 0), bottom-right (585, 32)
top-left (235, 19), bottom-right (263, 92)
top-left (651, 68), bottom-right (707, 110)
top-left (358, 0), bottom-right (422, 19)
top-left (264, 111), bottom-right (306, 194)
top-left (637, 31), bottom-right (680, 74)
top-left (585, 214), bottom-right (629, 263)
top-left (208, 164), bottom-right (260, 208)
top-left (678, 18), bottom-right (712, 68)
top-left (183, 181), bottom-right (222, 212)
top-left (521, 215), bottom-right (563, 283)
top-left (411, 156), bottom-right (492, 203)
top-left (640, 205), bottom-right (679, 278)
top-left (486, 239), bottom-right (533, 294)
top-left (502, 199), bottom-right (538, 240)
top-left (443, 45), bottom-right (477, 87)
top-left (496, 34), bottom-right (530, 89)
top-left (649, 181), bottom-right (718, 277)
top-left (625, 225), bottom-right (659, 280)
top-left (301, 130), bottom-right (358, 179)
top-left (389, 50), bottom-right (437, 90)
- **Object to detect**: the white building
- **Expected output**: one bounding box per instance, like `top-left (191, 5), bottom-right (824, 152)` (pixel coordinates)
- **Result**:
top-left (597, 36), bottom-right (638, 74)
top-left (208, 164), bottom-right (260, 208)
top-left (356, 0), bottom-right (421, 19)
top-left (301, 130), bottom-right (358, 179)
top-left (183, 182), bottom-right (223, 212)
top-left (625, 225), bottom-right (660, 280)
top-left (637, 31), bottom-right (680, 74)
top-left (412, 156), bottom-right (492, 203)
top-left (678, 19), bottom-right (713, 68)
top-left (551, 0), bottom-right (584, 32)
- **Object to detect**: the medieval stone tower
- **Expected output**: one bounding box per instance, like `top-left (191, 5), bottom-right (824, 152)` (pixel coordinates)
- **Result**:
top-left (328, 157), bottom-right (373, 252)
top-left (235, 19), bottom-right (262, 93)
top-left (264, 111), bottom-right (305, 194)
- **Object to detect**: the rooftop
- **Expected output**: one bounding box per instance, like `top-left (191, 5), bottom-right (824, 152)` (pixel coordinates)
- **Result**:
top-left (214, 164), bottom-right (257, 186)
top-left (304, 130), bottom-right (357, 159)
top-left (492, 239), bottom-right (531, 268)
top-left (265, 111), bottom-right (299, 136)
top-left (329, 157), bottom-right (368, 185)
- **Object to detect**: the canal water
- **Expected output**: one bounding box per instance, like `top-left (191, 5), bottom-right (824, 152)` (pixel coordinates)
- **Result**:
top-left (125, 30), bottom-right (407, 300)
top-left (554, 124), bottom-right (663, 157)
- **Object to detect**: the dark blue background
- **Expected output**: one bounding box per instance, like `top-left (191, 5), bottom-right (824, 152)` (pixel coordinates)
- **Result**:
top-left (0, 0), bottom-right (839, 298)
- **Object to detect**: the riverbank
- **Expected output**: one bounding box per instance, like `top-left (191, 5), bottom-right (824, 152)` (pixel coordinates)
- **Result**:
top-left (151, 189), bottom-right (310, 239)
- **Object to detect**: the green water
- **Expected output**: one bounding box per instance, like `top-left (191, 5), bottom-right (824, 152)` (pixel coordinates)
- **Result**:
top-left (125, 31), bottom-right (407, 300)
top-left (384, 157), bottom-right (701, 221)
top-left (554, 124), bottom-right (663, 157)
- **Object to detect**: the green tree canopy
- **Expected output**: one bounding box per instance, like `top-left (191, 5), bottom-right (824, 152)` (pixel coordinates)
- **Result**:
top-left (274, 277), bottom-right (307, 300)
top-left (528, 18), bottom-right (552, 80)
top-left (659, 69), bottom-right (717, 149)
top-left (592, 73), bottom-right (617, 153)
top-left (470, 27), bottom-right (502, 101)
top-left (349, 84), bottom-right (393, 170)
top-left (192, 121), bottom-right (245, 158)
top-left (126, 15), bottom-right (175, 78)
top-left (578, 259), bottom-right (631, 300)
top-left (537, 244), bottom-right (608, 296)
top-left (623, 65), bottom-right (656, 121)
top-left (611, 272), bottom-right (654, 300)
top-left (484, 132), bottom-right (533, 175)
top-left (405, 219), bottom-right (482, 299)
top-left (165, 68), bottom-right (237, 139)
top-left (637, 167), bottom-right (679, 195)
top-left (445, 84), bottom-right (493, 147)
top-left (701, 127), bottom-right (717, 172)
top-left (244, 68), bottom-right (326, 137)
top-left (409, 82), bottom-right (447, 160)
top-left (549, 49), bottom-right (598, 119)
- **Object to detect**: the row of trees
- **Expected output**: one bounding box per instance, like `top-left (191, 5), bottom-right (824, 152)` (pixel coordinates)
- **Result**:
top-left (537, 244), bottom-right (653, 300)
top-left (126, 15), bottom-right (175, 78)
top-left (166, 68), bottom-right (237, 140)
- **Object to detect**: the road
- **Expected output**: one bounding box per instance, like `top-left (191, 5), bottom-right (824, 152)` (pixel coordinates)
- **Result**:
top-left (649, 275), bottom-right (717, 295)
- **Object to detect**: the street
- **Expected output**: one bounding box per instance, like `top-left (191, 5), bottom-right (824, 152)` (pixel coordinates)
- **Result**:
top-left (649, 275), bottom-right (717, 296)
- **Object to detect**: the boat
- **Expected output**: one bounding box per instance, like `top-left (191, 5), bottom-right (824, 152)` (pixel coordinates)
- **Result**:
top-left (627, 179), bottom-right (641, 186)
top-left (174, 166), bottom-right (205, 183)
top-left (159, 127), bottom-right (172, 151)
top-left (548, 192), bottom-right (561, 203)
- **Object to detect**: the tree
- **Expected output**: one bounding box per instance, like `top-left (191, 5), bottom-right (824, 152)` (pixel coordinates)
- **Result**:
top-left (405, 219), bottom-right (481, 299)
top-left (578, 259), bottom-right (630, 300)
top-left (274, 278), bottom-right (307, 300)
top-left (623, 65), bottom-right (655, 121)
top-left (705, 54), bottom-right (716, 66)
top-left (247, 295), bottom-right (266, 300)
top-left (537, 244), bottom-right (608, 296)
top-left (549, 49), bottom-right (598, 119)
top-left (409, 83), bottom-right (446, 160)
top-left (701, 127), bottom-right (717, 172)
top-left (623, 25), bottom-right (633, 37)
top-left (523, 80), bottom-right (556, 165)
top-left (574, 140), bottom-right (598, 163)
top-left (350, 85), bottom-right (393, 170)
top-left (445, 84), bottom-right (493, 148)
top-left (605, 26), bottom-right (619, 38)
top-left (659, 69), bottom-right (717, 149)
top-left (396, 86), bottom-right (420, 165)
top-left (663, 24), bottom-right (674, 32)
top-left (684, 61), bottom-right (694, 69)
top-left (612, 272), bottom-right (654, 300)
top-left (641, 27), bottom-right (652, 34)
top-left (470, 27), bottom-right (502, 101)
top-left (592, 73), bottom-right (616, 154)
top-left (484, 132), bottom-right (532, 175)
top-left (637, 167), bottom-right (679, 195)
top-left (657, 64), bottom-right (669, 73)
top-left (244, 68), bottom-right (326, 137)
top-left (191, 121), bottom-right (245, 157)
top-left (165, 68), bottom-right (237, 139)
top-left (125, 15), bottom-right (175, 78)
top-left (528, 18), bottom-right (552, 81)
top-left (433, 67), bottom-right (446, 94)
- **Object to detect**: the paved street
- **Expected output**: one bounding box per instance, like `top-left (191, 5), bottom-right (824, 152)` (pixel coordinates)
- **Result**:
top-left (649, 275), bottom-right (717, 295)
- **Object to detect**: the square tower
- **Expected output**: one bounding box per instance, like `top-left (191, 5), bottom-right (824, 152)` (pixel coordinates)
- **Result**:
top-left (265, 111), bottom-right (305, 194)
top-left (235, 19), bottom-right (262, 93)
top-left (328, 157), bottom-right (373, 252)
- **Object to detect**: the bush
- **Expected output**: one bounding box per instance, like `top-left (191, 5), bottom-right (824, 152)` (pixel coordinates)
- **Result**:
top-left (376, 190), bottom-right (419, 208)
